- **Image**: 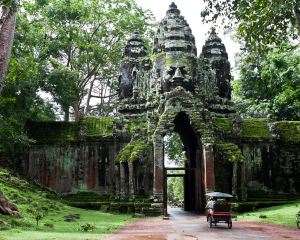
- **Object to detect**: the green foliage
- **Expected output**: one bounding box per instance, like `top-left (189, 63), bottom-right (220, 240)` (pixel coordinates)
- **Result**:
top-left (164, 132), bottom-right (186, 165)
top-left (234, 44), bottom-right (300, 120)
top-left (0, 167), bottom-right (133, 238)
top-left (240, 119), bottom-right (272, 141)
top-left (275, 121), bottom-right (300, 143)
top-left (80, 223), bottom-right (95, 232)
top-left (212, 118), bottom-right (233, 133)
top-left (0, 2), bottom-right (56, 158)
top-left (122, 116), bottom-right (148, 136)
top-left (167, 176), bottom-right (184, 207)
top-left (44, 66), bottom-right (80, 114)
top-left (81, 117), bottom-right (113, 138)
top-left (17, 0), bottom-right (155, 120)
top-left (116, 139), bottom-right (149, 163)
top-left (215, 143), bottom-right (245, 162)
top-left (201, 0), bottom-right (300, 52)
top-left (0, 0), bottom-right (18, 10)
top-left (27, 117), bottom-right (114, 143)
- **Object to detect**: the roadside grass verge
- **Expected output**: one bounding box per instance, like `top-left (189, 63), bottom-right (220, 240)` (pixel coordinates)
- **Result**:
top-left (0, 168), bottom-right (133, 240)
top-left (238, 201), bottom-right (300, 228)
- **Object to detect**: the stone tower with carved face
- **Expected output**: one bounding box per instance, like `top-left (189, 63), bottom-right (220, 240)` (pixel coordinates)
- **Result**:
top-left (152, 2), bottom-right (197, 93)
top-left (116, 2), bottom-right (236, 212)
top-left (22, 2), bottom-right (300, 217)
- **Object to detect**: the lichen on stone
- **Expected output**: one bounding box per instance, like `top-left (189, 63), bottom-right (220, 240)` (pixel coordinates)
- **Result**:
top-left (81, 116), bottom-right (113, 138)
top-left (241, 118), bottom-right (272, 141)
top-left (215, 143), bottom-right (244, 162)
top-left (27, 117), bottom-right (114, 143)
top-left (213, 118), bottom-right (233, 133)
top-left (116, 138), bottom-right (150, 163)
top-left (275, 121), bottom-right (300, 143)
top-left (27, 121), bottom-right (80, 143)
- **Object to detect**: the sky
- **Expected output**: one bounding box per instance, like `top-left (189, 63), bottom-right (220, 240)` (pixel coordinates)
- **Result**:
top-left (135, 0), bottom-right (240, 71)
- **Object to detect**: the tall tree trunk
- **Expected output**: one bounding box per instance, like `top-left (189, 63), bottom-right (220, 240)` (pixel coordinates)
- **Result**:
top-left (64, 107), bottom-right (70, 122)
top-left (85, 78), bottom-right (95, 115)
top-left (294, 6), bottom-right (300, 37)
top-left (74, 101), bottom-right (80, 122)
top-left (0, 8), bottom-right (16, 92)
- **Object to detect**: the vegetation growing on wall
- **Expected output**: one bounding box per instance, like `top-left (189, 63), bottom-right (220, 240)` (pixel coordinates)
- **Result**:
top-left (27, 117), bottom-right (114, 143)
top-left (212, 118), bottom-right (233, 134)
top-left (276, 121), bottom-right (300, 143)
top-left (151, 51), bottom-right (165, 62)
top-left (116, 138), bottom-right (150, 163)
top-left (241, 119), bottom-right (273, 141)
top-left (215, 143), bottom-right (245, 162)
top-left (82, 117), bottom-right (114, 138)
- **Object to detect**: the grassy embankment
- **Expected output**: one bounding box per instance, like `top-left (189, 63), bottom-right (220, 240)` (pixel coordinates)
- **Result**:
top-left (0, 168), bottom-right (133, 240)
top-left (238, 201), bottom-right (300, 228)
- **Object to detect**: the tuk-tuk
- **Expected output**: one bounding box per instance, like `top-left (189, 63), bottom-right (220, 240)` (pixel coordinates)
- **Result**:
top-left (205, 192), bottom-right (233, 229)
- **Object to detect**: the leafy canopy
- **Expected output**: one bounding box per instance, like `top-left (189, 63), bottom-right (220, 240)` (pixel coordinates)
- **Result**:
top-left (19, 0), bottom-right (155, 120)
top-left (233, 44), bottom-right (300, 120)
top-left (201, 0), bottom-right (300, 51)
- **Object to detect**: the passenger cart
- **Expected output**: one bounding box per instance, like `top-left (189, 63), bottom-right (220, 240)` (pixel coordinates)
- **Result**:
top-left (205, 192), bottom-right (233, 229)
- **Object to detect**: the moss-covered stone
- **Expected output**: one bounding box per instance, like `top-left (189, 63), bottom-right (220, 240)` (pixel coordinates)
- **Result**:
top-left (27, 121), bottom-right (80, 143)
top-left (276, 121), bottom-right (300, 143)
top-left (81, 117), bottom-right (113, 138)
top-left (241, 118), bottom-right (272, 141)
top-left (27, 117), bottom-right (114, 143)
top-left (116, 139), bottom-right (150, 163)
top-left (213, 118), bottom-right (233, 133)
top-left (215, 143), bottom-right (244, 162)
top-left (165, 55), bottom-right (196, 68)
top-left (151, 51), bottom-right (165, 62)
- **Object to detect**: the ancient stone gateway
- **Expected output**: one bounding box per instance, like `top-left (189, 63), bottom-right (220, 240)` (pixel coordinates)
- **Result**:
top-left (23, 2), bottom-right (300, 215)
top-left (116, 2), bottom-right (234, 213)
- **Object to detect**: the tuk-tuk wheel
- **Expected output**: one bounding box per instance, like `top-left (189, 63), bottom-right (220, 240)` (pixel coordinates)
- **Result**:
top-left (228, 220), bottom-right (232, 229)
top-left (297, 221), bottom-right (300, 229)
top-left (208, 217), bottom-right (212, 228)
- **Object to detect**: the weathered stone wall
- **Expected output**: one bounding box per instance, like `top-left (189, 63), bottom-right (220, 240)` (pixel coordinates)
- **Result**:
top-left (22, 117), bottom-right (122, 195)
top-left (23, 141), bottom-right (116, 194)
top-left (212, 118), bottom-right (300, 199)
top-left (241, 143), bottom-right (300, 195)
top-left (18, 4), bottom-right (300, 211)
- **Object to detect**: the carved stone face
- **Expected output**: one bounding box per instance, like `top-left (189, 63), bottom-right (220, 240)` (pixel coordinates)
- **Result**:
top-left (162, 55), bottom-right (196, 92)
top-left (164, 66), bottom-right (187, 82)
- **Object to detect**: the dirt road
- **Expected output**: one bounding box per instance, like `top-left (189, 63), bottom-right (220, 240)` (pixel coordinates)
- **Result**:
top-left (106, 208), bottom-right (299, 240)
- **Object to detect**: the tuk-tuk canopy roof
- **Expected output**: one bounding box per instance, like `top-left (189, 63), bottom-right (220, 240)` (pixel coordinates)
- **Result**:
top-left (205, 192), bottom-right (233, 198)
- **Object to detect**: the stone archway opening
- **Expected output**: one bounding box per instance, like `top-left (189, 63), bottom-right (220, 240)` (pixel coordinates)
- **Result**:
top-left (163, 132), bottom-right (186, 209)
top-left (162, 112), bottom-right (205, 214)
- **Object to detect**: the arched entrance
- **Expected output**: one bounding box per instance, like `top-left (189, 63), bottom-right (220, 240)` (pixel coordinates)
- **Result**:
top-left (153, 92), bottom-right (216, 214)
top-left (163, 112), bottom-right (205, 213)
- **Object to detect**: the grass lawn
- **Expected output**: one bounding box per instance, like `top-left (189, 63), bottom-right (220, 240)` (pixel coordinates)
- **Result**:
top-left (0, 168), bottom-right (134, 240)
top-left (238, 201), bottom-right (300, 228)
top-left (0, 206), bottom-right (133, 240)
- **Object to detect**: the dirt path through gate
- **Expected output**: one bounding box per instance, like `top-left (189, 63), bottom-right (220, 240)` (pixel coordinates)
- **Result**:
top-left (105, 208), bottom-right (299, 240)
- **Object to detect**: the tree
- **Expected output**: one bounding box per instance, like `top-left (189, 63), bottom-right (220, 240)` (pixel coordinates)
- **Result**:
top-left (233, 43), bottom-right (300, 120)
top-left (0, 6), bottom-right (55, 162)
top-left (164, 133), bottom-right (186, 166)
top-left (23, 0), bottom-right (154, 121)
top-left (201, 0), bottom-right (300, 51)
top-left (0, 0), bottom-right (17, 92)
